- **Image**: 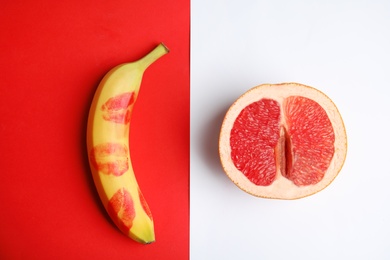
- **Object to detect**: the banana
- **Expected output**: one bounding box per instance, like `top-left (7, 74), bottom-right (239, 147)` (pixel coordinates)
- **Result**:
top-left (87, 43), bottom-right (169, 244)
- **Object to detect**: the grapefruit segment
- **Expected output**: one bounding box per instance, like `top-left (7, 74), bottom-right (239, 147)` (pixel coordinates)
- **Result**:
top-left (230, 99), bottom-right (281, 186)
top-left (219, 83), bottom-right (347, 199)
top-left (283, 96), bottom-right (335, 186)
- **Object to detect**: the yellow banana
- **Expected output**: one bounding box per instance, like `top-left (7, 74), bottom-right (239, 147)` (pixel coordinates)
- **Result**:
top-left (87, 43), bottom-right (169, 244)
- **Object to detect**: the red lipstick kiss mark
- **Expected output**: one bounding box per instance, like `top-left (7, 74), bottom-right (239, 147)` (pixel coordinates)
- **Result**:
top-left (101, 92), bottom-right (135, 124)
top-left (107, 188), bottom-right (135, 232)
top-left (138, 189), bottom-right (153, 221)
top-left (90, 143), bottom-right (129, 176)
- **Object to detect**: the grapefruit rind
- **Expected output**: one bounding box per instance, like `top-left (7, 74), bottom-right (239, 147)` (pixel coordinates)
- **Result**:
top-left (219, 83), bottom-right (347, 199)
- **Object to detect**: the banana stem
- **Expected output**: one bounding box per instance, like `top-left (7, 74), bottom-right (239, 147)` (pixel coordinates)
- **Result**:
top-left (138, 43), bottom-right (169, 69)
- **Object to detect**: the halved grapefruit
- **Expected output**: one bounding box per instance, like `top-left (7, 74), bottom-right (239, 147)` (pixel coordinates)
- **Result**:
top-left (219, 83), bottom-right (347, 199)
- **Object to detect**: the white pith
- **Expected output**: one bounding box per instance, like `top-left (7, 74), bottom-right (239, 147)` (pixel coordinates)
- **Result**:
top-left (219, 83), bottom-right (347, 199)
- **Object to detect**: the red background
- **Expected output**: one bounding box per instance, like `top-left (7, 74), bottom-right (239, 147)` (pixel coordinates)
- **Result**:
top-left (0, 0), bottom-right (189, 259)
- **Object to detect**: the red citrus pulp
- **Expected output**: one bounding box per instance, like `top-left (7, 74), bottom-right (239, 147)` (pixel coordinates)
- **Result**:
top-left (219, 83), bottom-right (347, 199)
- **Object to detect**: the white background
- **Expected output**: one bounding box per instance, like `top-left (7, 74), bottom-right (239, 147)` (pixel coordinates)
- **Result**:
top-left (191, 1), bottom-right (390, 259)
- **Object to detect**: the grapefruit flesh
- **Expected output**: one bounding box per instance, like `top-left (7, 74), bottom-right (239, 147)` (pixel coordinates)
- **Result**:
top-left (219, 83), bottom-right (347, 199)
top-left (230, 99), bottom-right (281, 186)
top-left (283, 96), bottom-right (335, 186)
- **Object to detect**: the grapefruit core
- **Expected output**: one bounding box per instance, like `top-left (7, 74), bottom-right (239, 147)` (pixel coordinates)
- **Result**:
top-left (219, 83), bottom-right (347, 199)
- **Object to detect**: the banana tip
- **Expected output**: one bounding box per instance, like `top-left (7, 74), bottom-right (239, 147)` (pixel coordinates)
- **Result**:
top-left (161, 42), bottom-right (170, 53)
